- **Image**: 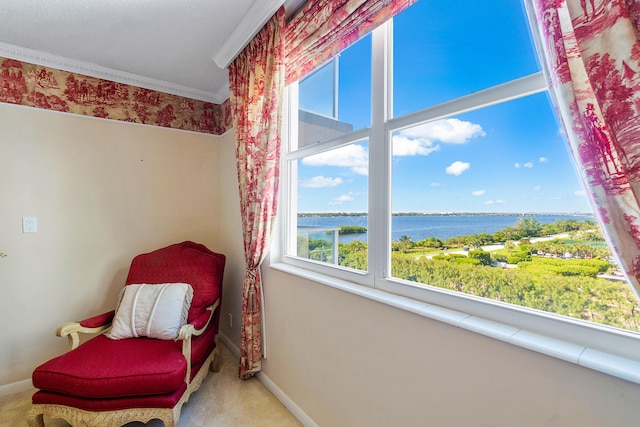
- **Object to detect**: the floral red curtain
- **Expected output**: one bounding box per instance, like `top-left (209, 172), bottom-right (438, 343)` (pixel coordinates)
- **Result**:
top-left (285, 0), bottom-right (417, 84)
top-left (228, 7), bottom-right (285, 379)
top-left (528, 0), bottom-right (640, 297)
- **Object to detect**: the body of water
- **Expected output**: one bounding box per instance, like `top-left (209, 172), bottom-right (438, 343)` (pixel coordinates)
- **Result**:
top-left (297, 213), bottom-right (595, 244)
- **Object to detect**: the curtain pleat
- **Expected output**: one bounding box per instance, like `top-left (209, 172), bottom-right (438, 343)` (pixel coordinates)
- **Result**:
top-left (528, 0), bottom-right (640, 297)
top-left (285, 0), bottom-right (417, 84)
top-left (228, 7), bottom-right (285, 379)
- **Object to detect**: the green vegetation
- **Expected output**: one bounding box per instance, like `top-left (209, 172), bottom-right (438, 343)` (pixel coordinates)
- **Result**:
top-left (390, 256), bottom-right (638, 331)
top-left (339, 225), bottom-right (367, 235)
top-left (439, 217), bottom-right (600, 249)
top-left (296, 218), bottom-right (640, 331)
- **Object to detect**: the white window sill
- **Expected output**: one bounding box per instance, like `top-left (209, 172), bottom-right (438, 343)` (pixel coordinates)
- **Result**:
top-left (270, 262), bottom-right (640, 385)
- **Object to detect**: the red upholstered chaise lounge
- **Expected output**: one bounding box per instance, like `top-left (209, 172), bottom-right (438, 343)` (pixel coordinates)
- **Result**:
top-left (28, 241), bottom-right (225, 427)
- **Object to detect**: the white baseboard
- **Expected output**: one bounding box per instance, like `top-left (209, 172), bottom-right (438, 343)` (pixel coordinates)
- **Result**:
top-left (218, 333), bottom-right (240, 357)
top-left (0, 378), bottom-right (34, 399)
top-left (218, 333), bottom-right (317, 427)
top-left (257, 371), bottom-right (319, 427)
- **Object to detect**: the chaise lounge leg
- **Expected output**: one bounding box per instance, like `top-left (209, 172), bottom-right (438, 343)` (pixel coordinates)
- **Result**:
top-left (210, 346), bottom-right (221, 372)
top-left (26, 411), bottom-right (44, 427)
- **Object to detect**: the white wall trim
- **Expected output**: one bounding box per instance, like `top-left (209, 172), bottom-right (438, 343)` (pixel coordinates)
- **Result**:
top-left (218, 332), bottom-right (318, 427)
top-left (0, 41), bottom-right (220, 103)
top-left (213, 0), bottom-right (285, 69)
top-left (219, 332), bottom-right (240, 358)
top-left (0, 378), bottom-right (33, 399)
top-left (257, 371), bottom-right (319, 427)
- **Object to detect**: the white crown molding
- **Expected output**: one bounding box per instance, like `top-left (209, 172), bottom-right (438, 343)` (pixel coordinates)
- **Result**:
top-left (213, 0), bottom-right (285, 69)
top-left (214, 79), bottom-right (230, 104)
top-left (0, 41), bottom-right (222, 104)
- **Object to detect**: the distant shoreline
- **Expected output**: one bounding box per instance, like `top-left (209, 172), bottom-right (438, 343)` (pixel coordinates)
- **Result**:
top-left (298, 212), bottom-right (594, 217)
top-left (299, 212), bottom-right (599, 244)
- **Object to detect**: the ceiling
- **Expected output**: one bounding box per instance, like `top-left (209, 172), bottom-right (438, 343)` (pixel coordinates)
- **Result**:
top-left (0, 0), bottom-right (305, 104)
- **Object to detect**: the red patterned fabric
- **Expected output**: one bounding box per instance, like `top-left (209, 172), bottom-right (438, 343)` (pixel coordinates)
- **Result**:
top-left (529, 0), bottom-right (640, 297)
top-left (125, 241), bottom-right (225, 322)
top-left (32, 384), bottom-right (187, 411)
top-left (229, 8), bottom-right (286, 379)
top-left (33, 335), bottom-right (186, 399)
top-left (285, 0), bottom-right (417, 84)
top-left (0, 57), bottom-right (232, 135)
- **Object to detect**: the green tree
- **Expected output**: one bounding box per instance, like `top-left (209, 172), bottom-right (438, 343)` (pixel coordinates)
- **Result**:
top-left (398, 235), bottom-right (413, 253)
top-left (515, 217), bottom-right (543, 237)
top-left (469, 250), bottom-right (492, 266)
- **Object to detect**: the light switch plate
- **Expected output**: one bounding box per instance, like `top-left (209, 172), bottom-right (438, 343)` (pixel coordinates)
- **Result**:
top-left (22, 217), bottom-right (37, 233)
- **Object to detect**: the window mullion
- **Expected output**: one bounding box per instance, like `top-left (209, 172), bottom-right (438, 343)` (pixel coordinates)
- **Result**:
top-left (369, 23), bottom-right (391, 283)
top-left (283, 82), bottom-right (299, 257)
top-left (387, 72), bottom-right (547, 133)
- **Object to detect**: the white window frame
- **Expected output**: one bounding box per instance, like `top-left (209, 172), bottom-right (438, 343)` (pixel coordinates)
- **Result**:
top-left (276, 18), bottom-right (640, 384)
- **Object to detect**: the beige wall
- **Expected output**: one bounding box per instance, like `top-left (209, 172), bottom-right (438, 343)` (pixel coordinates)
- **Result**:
top-left (216, 130), bottom-right (245, 346)
top-left (260, 265), bottom-right (640, 427)
top-left (0, 103), bottom-right (226, 385)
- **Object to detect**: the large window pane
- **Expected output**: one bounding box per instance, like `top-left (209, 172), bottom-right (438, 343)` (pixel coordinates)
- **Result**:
top-left (298, 34), bottom-right (372, 148)
top-left (299, 60), bottom-right (337, 119)
top-left (390, 93), bottom-right (640, 331)
top-left (392, 0), bottom-right (541, 117)
top-left (291, 141), bottom-right (369, 271)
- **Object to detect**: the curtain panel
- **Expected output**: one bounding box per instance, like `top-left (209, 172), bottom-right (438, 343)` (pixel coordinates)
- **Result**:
top-left (285, 0), bottom-right (417, 84)
top-left (528, 0), bottom-right (640, 297)
top-left (228, 7), bottom-right (286, 379)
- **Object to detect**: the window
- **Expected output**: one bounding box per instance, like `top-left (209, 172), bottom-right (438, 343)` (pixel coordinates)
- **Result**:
top-left (293, 140), bottom-right (369, 272)
top-left (283, 1), bottom-right (640, 337)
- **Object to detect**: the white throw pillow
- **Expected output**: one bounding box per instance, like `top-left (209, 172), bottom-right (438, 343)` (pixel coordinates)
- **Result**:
top-left (106, 283), bottom-right (193, 340)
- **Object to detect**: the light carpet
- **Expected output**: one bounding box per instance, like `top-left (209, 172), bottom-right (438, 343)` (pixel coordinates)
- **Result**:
top-left (0, 343), bottom-right (302, 427)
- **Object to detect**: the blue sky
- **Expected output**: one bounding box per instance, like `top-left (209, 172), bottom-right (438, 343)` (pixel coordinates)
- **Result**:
top-left (296, 0), bottom-right (592, 214)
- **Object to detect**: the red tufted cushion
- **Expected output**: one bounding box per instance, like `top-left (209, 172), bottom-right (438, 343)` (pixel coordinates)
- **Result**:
top-left (125, 242), bottom-right (225, 322)
top-left (32, 335), bottom-right (186, 399)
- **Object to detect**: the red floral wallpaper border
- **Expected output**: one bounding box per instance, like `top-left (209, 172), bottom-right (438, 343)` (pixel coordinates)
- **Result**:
top-left (0, 57), bottom-right (232, 135)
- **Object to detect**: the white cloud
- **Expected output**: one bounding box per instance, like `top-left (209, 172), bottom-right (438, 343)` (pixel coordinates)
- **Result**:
top-left (472, 189), bottom-right (486, 196)
top-left (302, 144), bottom-right (368, 175)
top-left (446, 161), bottom-right (470, 176)
top-left (574, 190), bottom-right (587, 197)
top-left (300, 176), bottom-right (343, 188)
top-left (392, 135), bottom-right (441, 156)
top-left (392, 118), bottom-right (485, 157)
top-left (516, 161), bottom-right (534, 168)
top-left (330, 194), bottom-right (354, 205)
top-left (539, 157), bottom-right (549, 163)
top-left (430, 182), bottom-right (444, 187)
top-left (485, 199), bottom-right (506, 205)
top-left (533, 185), bottom-right (541, 192)
top-left (404, 118), bottom-right (486, 143)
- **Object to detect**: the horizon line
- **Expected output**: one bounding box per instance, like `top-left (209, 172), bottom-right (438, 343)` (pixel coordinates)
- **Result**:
top-left (298, 211), bottom-right (595, 216)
